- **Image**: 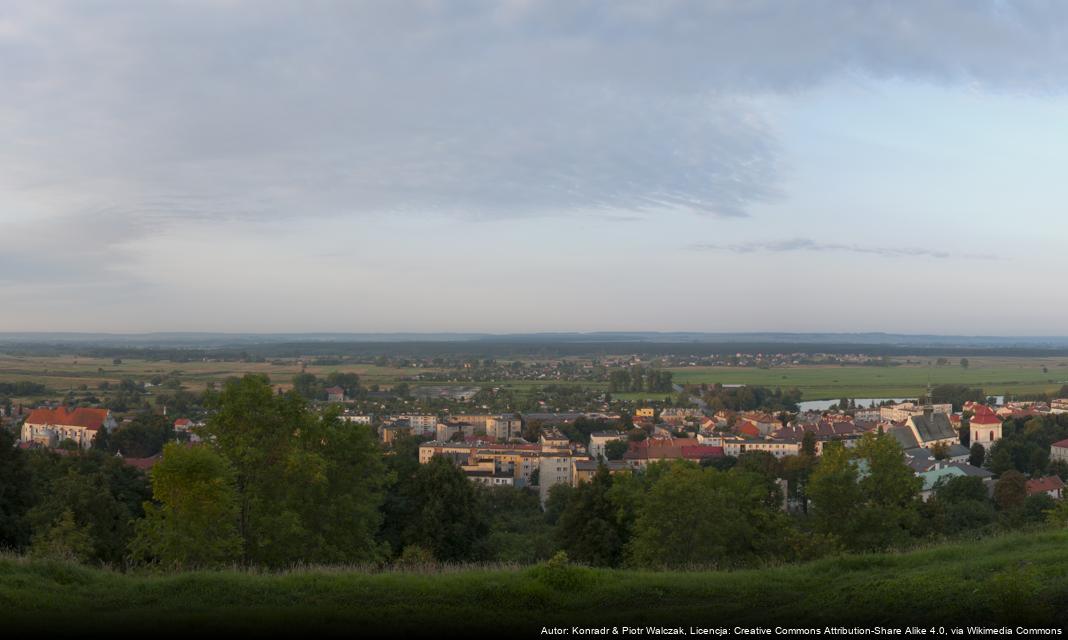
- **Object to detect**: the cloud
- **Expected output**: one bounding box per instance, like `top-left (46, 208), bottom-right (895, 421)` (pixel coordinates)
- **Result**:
top-left (688, 237), bottom-right (1001, 260)
top-left (4, 0), bottom-right (1068, 238)
top-left (0, 1), bottom-right (1057, 329)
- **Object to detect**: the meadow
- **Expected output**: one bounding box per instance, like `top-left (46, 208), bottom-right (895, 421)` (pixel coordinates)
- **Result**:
top-left (1, 529), bottom-right (1066, 633)
top-left (668, 356), bottom-right (1068, 401)
top-left (2, 352), bottom-right (1067, 404)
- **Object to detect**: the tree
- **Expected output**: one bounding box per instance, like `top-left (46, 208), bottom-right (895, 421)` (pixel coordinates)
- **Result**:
top-left (107, 412), bottom-right (174, 458)
top-left (392, 456), bottom-right (487, 561)
top-left (960, 358), bottom-right (969, 369)
top-left (25, 463), bottom-right (138, 564)
top-left (555, 467), bottom-right (627, 567)
top-left (808, 434), bottom-right (922, 551)
top-left (969, 443), bottom-right (986, 469)
top-left (130, 443), bottom-right (242, 568)
top-left (604, 439), bottom-right (629, 461)
top-left (0, 428), bottom-right (32, 549)
top-left (993, 470), bottom-right (1027, 512)
top-left (201, 374), bottom-right (388, 566)
top-left (30, 509), bottom-right (93, 562)
top-left (627, 463), bottom-right (794, 569)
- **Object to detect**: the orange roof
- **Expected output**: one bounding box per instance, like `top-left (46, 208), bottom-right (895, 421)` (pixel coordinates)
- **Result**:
top-left (1026, 476), bottom-right (1065, 495)
top-left (25, 407), bottom-right (109, 431)
top-left (970, 413), bottom-right (1001, 425)
top-left (737, 422), bottom-right (761, 437)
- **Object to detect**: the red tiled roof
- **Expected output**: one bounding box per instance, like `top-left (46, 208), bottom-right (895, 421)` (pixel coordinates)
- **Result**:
top-left (1026, 476), bottom-right (1065, 495)
top-left (174, 418), bottom-right (192, 428)
top-left (1051, 438), bottom-right (1068, 449)
top-left (123, 455), bottom-right (161, 470)
top-left (681, 445), bottom-right (724, 460)
top-left (970, 413), bottom-right (1001, 425)
top-left (25, 407), bottom-right (109, 431)
top-left (737, 422), bottom-right (761, 437)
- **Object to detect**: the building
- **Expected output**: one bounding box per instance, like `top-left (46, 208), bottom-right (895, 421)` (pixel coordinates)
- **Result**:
top-left (634, 407), bottom-right (656, 419)
top-left (325, 386), bottom-right (347, 403)
top-left (588, 431), bottom-right (627, 461)
top-left (622, 436), bottom-right (724, 467)
top-left (880, 402), bottom-right (952, 422)
top-left (572, 459), bottom-right (632, 486)
top-left (397, 414), bottom-right (438, 436)
top-left (968, 410), bottom-right (1003, 446)
top-left (418, 440), bottom-right (541, 487)
top-left (890, 411), bottom-right (959, 450)
top-left (1051, 399), bottom-right (1068, 414)
top-left (487, 414), bottom-right (522, 441)
top-left (1051, 438), bottom-right (1068, 464)
top-left (539, 451), bottom-right (579, 502)
top-left (379, 423), bottom-right (410, 445)
top-left (1026, 475), bottom-right (1065, 500)
top-left (462, 460), bottom-right (516, 487)
top-left (21, 407), bottom-right (117, 449)
top-left (173, 418), bottom-right (203, 443)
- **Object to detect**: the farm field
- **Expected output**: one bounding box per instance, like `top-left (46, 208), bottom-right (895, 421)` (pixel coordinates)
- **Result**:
top-left (668, 356), bottom-right (1068, 401)
top-left (0, 354), bottom-right (434, 396)
top-left (1, 529), bottom-right (1065, 633)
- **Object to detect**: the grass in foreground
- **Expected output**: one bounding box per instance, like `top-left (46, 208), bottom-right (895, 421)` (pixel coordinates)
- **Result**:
top-left (3, 530), bottom-right (1068, 634)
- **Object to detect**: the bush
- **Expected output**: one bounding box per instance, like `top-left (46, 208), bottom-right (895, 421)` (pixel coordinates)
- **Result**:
top-left (528, 551), bottom-right (595, 591)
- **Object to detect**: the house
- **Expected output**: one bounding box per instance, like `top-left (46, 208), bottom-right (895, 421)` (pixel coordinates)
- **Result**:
top-left (739, 412), bottom-right (779, 436)
top-left (1026, 475), bottom-right (1065, 499)
top-left (173, 418), bottom-right (203, 443)
top-left (21, 407), bottom-right (116, 449)
top-left (1051, 399), bottom-right (1068, 414)
top-left (1051, 438), bottom-right (1068, 464)
top-left (325, 386), bottom-right (346, 403)
top-left (918, 465), bottom-right (968, 501)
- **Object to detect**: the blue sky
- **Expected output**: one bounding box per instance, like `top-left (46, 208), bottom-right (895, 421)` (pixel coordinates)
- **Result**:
top-left (2, 1), bottom-right (1067, 334)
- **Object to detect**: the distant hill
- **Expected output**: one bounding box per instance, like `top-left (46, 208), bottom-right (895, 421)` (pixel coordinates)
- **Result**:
top-left (3, 330), bottom-right (1068, 349)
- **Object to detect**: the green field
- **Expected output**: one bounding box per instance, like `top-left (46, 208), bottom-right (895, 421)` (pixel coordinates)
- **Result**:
top-left (669, 357), bottom-right (1068, 401)
top-left (0, 354), bottom-right (432, 395)
top-left (3, 530), bottom-right (1067, 633)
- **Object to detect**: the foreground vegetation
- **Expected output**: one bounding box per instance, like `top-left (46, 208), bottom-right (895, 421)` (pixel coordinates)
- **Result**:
top-left (2, 529), bottom-right (1067, 633)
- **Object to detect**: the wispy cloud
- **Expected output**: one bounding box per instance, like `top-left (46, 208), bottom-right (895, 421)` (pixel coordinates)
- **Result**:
top-left (688, 238), bottom-right (996, 260)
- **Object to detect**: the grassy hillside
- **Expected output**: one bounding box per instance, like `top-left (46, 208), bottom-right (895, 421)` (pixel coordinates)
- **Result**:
top-left (3, 530), bottom-right (1068, 634)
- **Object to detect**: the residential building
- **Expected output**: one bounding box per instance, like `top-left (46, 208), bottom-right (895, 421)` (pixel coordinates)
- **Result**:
top-left (487, 414), bottom-right (522, 441)
top-left (325, 386), bottom-right (346, 403)
top-left (1026, 475), bottom-right (1065, 499)
top-left (1051, 438), bottom-right (1068, 464)
top-left (588, 430), bottom-right (626, 461)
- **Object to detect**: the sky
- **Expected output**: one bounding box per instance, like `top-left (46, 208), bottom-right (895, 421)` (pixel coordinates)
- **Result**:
top-left (2, 1), bottom-right (1068, 335)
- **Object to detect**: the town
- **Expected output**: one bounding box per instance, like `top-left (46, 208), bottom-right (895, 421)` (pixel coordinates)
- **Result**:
top-left (6, 348), bottom-right (1068, 576)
